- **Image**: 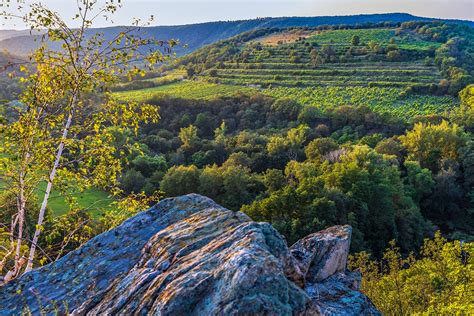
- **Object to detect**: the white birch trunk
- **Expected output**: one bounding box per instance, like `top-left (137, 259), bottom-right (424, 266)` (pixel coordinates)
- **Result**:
top-left (24, 103), bottom-right (75, 273)
top-left (14, 179), bottom-right (26, 264)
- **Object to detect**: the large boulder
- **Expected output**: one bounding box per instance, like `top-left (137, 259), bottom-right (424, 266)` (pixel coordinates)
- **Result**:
top-left (0, 194), bottom-right (380, 315)
top-left (290, 225), bottom-right (352, 283)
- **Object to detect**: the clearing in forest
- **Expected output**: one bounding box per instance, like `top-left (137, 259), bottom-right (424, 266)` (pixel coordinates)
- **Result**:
top-left (255, 29), bottom-right (319, 46)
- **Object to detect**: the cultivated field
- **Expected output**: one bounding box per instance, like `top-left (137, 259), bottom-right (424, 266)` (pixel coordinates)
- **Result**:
top-left (115, 26), bottom-right (458, 121)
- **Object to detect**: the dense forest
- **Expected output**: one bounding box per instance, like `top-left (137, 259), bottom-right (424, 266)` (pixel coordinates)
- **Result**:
top-left (0, 1), bottom-right (472, 313)
top-left (109, 22), bottom-right (474, 254)
top-left (116, 86), bottom-right (474, 254)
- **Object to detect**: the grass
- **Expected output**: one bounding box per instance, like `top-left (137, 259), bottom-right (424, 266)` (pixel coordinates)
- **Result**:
top-left (0, 180), bottom-right (114, 218)
top-left (114, 81), bottom-right (258, 102)
top-left (46, 187), bottom-right (113, 217)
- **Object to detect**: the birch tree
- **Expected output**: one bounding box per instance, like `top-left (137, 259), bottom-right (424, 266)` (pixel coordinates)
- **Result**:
top-left (0, 0), bottom-right (174, 280)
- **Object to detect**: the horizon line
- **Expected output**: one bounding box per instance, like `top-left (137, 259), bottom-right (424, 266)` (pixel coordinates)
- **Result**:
top-left (2, 12), bottom-right (473, 32)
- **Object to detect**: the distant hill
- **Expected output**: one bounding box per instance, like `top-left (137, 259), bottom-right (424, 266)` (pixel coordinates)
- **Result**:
top-left (113, 20), bottom-right (474, 120)
top-left (1, 13), bottom-right (472, 56)
top-left (0, 30), bottom-right (32, 41)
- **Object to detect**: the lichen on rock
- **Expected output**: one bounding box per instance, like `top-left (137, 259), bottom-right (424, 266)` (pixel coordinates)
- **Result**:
top-left (0, 194), bottom-right (380, 315)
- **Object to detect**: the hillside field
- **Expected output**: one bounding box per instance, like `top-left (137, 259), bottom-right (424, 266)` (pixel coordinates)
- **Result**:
top-left (114, 81), bottom-right (458, 120)
top-left (114, 26), bottom-right (462, 121)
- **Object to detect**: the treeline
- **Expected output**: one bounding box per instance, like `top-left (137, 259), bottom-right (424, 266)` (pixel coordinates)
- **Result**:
top-left (114, 85), bottom-right (473, 257)
top-left (401, 22), bottom-right (474, 95)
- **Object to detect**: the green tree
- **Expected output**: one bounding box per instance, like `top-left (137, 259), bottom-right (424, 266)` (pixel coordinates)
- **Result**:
top-left (0, 0), bottom-right (170, 277)
top-left (269, 98), bottom-right (301, 121)
top-left (325, 146), bottom-right (427, 253)
top-left (454, 84), bottom-right (474, 128)
top-left (122, 169), bottom-right (147, 194)
top-left (367, 41), bottom-right (380, 52)
top-left (179, 124), bottom-right (200, 151)
top-left (198, 164), bottom-right (224, 201)
top-left (262, 169), bottom-right (286, 193)
top-left (399, 121), bottom-right (467, 172)
top-left (131, 155), bottom-right (168, 178)
top-left (305, 138), bottom-right (339, 161)
top-left (310, 48), bottom-right (323, 67)
top-left (242, 186), bottom-right (322, 244)
top-left (424, 165), bottom-right (465, 231)
top-left (160, 165), bottom-right (201, 197)
top-left (221, 166), bottom-right (256, 210)
top-left (404, 161), bottom-right (434, 204)
top-left (386, 49), bottom-right (401, 61)
top-left (214, 121), bottom-right (227, 144)
top-left (460, 140), bottom-right (474, 221)
top-left (246, 145), bottom-right (428, 253)
top-left (222, 152), bottom-right (251, 169)
top-left (351, 35), bottom-right (360, 46)
top-left (374, 137), bottom-right (405, 161)
top-left (321, 44), bottom-right (336, 62)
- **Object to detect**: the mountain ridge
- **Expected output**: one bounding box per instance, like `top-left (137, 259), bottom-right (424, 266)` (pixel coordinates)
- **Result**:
top-left (1, 13), bottom-right (472, 56)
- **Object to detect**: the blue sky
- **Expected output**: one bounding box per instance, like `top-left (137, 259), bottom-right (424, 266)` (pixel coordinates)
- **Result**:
top-left (2, 0), bottom-right (473, 29)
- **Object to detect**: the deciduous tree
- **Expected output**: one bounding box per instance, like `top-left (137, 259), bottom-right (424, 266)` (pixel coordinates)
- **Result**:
top-left (0, 0), bottom-right (172, 278)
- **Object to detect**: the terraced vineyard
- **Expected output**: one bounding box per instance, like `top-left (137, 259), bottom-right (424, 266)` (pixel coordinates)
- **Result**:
top-left (209, 62), bottom-right (442, 88)
top-left (203, 28), bottom-right (442, 88)
top-left (302, 28), bottom-right (440, 51)
top-left (115, 26), bottom-right (461, 120)
top-left (263, 86), bottom-right (457, 118)
top-left (114, 80), bottom-right (457, 120)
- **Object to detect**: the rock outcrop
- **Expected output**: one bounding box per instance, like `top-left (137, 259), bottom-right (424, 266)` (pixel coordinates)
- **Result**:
top-left (0, 194), bottom-right (380, 315)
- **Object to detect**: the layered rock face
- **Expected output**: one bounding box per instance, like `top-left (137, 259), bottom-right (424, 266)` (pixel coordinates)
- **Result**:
top-left (0, 194), bottom-right (379, 315)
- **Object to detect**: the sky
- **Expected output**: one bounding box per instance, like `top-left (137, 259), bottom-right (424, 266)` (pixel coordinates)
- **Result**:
top-left (1, 0), bottom-right (473, 29)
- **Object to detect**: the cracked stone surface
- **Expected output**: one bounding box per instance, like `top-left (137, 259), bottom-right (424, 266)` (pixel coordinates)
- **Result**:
top-left (0, 194), bottom-right (380, 315)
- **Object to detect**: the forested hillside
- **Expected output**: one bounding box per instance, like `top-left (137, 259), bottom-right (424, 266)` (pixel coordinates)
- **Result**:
top-left (117, 21), bottom-right (473, 117)
top-left (107, 23), bottom-right (474, 313)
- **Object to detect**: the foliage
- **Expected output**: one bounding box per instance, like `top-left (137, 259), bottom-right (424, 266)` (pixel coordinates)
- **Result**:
top-left (179, 125), bottom-right (200, 150)
top-left (114, 81), bottom-right (257, 102)
top-left (264, 86), bottom-right (457, 121)
top-left (399, 120), bottom-right (467, 172)
top-left (243, 145), bottom-right (429, 253)
top-left (160, 165), bottom-right (201, 197)
top-left (1, 8), bottom-right (473, 297)
top-left (454, 84), bottom-right (474, 128)
top-left (0, 0), bottom-right (170, 278)
top-left (109, 87), bottom-right (474, 254)
top-left (114, 21), bottom-right (474, 122)
top-left (349, 232), bottom-right (473, 315)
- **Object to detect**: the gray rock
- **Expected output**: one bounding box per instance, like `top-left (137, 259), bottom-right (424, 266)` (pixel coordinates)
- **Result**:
top-left (0, 194), bottom-right (380, 315)
top-left (290, 225), bottom-right (352, 283)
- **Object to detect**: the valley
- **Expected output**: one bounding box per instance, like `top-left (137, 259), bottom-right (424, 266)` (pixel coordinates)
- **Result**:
top-left (0, 3), bottom-right (472, 314)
